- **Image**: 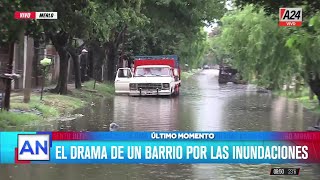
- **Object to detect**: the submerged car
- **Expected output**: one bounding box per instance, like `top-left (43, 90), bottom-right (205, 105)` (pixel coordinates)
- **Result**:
top-left (218, 65), bottom-right (246, 84)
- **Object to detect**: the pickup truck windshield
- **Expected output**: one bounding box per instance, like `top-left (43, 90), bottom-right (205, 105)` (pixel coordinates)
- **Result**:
top-left (135, 67), bottom-right (171, 77)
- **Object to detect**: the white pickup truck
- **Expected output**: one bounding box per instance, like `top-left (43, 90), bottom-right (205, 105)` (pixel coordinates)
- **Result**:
top-left (114, 65), bottom-right (181, 96)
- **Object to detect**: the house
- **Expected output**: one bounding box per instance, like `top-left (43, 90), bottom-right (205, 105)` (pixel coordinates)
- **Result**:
top-left (0, 35), bottom-right (62, 91)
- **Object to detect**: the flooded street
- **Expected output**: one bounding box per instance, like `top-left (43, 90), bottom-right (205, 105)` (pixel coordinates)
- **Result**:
top-left (1, 69), bottom-right (320, 179)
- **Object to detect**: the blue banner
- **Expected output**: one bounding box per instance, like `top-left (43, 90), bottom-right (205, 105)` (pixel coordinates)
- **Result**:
top-left (0, 132), bottom-right (319, 164)
top-left (34, 141), bottom-right (304, 164)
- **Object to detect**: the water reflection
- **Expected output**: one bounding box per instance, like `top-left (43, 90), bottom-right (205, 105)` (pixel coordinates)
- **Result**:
top-left (192, 70), bottom-right (224, 131)
top-left (1, 163), bottom-right (320, 180)
top-left (55, 98), bottom-right (115, 131)
top-left (222, 91), bottom-right (315, 131)
top-left (269, 97), bottom-right (307, 131)
top-left (113, 95), bottom-right (180, 131)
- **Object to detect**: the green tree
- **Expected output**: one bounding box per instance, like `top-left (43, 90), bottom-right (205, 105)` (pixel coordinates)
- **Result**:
top-left (39, 0), bottom-right (91, 94)
top-left (84, 0), bottom-right (146, 81)
top-left (215, 5), bottom-right (301, 89)
top-left (0, 0), bottom-right (42, 45)
top-left (208, 28), bottom-right (231, 65)
top-left (2, 0), bottom-right (227, 94)
top-left (234, 0), bottom-right (320, 104)
top-left (285, 13), bottom-right (320, 104)
top-left (126, 0), bottom-right (226, 68)
top-left (176, 30), bottom-right (209, 68)
top-left (235, 0), bottom-right (320, 16)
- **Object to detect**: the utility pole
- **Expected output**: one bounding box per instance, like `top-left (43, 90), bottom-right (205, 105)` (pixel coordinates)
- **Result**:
top-left (23, 36), bottom-right (33, 103)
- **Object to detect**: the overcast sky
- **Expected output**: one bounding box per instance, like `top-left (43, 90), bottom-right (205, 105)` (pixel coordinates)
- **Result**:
top-left (204, 23), bottom-right (218, 32)
top-left (204, 0), bottom-right (233, 33)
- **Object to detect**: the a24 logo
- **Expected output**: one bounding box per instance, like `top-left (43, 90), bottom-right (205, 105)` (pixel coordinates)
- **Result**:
top-left (279, 8), bottom-right (302, 27)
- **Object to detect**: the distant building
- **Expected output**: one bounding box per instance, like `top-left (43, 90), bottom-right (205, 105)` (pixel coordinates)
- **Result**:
top-left (0, 35), bottom-right (63, 90)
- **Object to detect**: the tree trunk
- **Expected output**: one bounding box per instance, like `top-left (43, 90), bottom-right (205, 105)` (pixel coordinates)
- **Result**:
top-left (88, 50), bottom-right (94, 79)
top-left (106, 44), bottom-right (117, 82)
top-left (72, 54), bottom-right (81, 89)
top-left (90, 41), bottom-right (105, 81)
top-left (54, 48), bottom-right (69, 94)
top-left (48, 31), bottom-right (70, 94)
top-left (4, 42), bottom-right (14, 111)
top-left (33, 39), bottom-right (40, 87)
top-left (308, 72), bottom-right (320, 106)
top-left (105, 25), bottom-right (127, 82)
top-left (309, 87), bottom-right (314, 100)
top-left (67, 46), bottom-right (81, 89)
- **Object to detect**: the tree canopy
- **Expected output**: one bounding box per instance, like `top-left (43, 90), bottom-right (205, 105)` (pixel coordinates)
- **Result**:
top-left (211, 5), bottom-right (301, 89)
top-left (209, 2), bottom-right (320, 104)
top-left (1, 0), bottom-right (227, 93)
top-left (235, 0), bottom-right (320, 16)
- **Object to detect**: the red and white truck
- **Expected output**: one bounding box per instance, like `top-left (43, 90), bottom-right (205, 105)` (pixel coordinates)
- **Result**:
top-left (114, 55), bottom-right (181, 96)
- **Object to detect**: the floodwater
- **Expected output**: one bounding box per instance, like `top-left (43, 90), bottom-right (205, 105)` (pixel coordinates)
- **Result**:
top-left (1, 69), bottom-right (320, 179)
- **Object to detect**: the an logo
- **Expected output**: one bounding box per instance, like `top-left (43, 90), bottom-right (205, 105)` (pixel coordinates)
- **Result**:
top-left (18, 134), bottom-right (51, 161)
top-left (279, 8), bottom-right (302, 27)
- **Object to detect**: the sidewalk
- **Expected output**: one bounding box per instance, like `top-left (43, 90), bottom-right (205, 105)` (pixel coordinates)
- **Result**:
top-left (11, 83), bottom-right (76, 97)
top-left (0, 81), bottom-right (114, 129)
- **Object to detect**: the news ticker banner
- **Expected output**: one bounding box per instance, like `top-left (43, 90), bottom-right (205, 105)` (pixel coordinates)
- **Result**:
top-left (0, 132), bottom-right (319, 164)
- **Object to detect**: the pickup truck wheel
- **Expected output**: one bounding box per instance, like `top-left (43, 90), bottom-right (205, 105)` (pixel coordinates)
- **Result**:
top-left (175, 85), bottom-right (180, 96)
top-left (168, 88), bottom-right (173, 98)
top-left (171, 85), bottom-right (179, 97)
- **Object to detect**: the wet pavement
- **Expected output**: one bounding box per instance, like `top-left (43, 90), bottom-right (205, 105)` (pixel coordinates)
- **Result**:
top-left (1, 69), bottom-right (320, 179)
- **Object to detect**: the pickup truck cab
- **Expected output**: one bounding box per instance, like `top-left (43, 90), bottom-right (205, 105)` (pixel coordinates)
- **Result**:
top-left (129, 65), bottom-right (180, 96)
top-left (114, 65), bottom-right (180, 96)
top-left (114, 68), bottom-right (133, 94)
top-left (114, 55), bottom-right (181, 97)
